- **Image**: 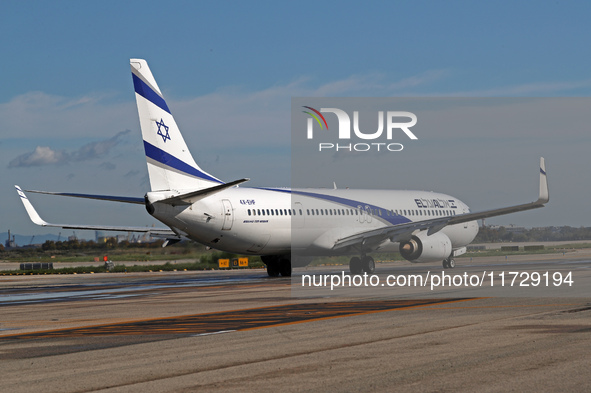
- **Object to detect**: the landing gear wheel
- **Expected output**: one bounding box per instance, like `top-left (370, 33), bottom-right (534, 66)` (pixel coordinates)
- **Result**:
top-left (266, 261), bottom-right (280, 277)
top-left (361, 255), bottom-right (375, 274)
top-left (442, 258), bottom-right (455, 269)
top-left (279, 258), bottom-right (292, 277)
top-left (349, 257), bottom-right (362, 274)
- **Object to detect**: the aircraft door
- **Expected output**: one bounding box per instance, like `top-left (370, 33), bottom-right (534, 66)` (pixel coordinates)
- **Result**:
top-left (293, 201), bottom-right (305, 228)
top-left (358, 205), bottom-right (372, 223)
top-left (221, 199), bottom-right (234, 230)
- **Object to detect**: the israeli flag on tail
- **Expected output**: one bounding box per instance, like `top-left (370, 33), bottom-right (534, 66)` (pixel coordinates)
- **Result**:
top-left (130, 59), bottom-right (223, 192)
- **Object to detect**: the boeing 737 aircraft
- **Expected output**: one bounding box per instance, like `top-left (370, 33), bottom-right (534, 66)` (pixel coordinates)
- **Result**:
top-left (15, 59), bottom-right (549, 277)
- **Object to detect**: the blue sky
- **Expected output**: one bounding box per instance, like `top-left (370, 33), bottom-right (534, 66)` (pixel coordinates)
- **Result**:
top-left (2, 1), bottom-right (591, 240)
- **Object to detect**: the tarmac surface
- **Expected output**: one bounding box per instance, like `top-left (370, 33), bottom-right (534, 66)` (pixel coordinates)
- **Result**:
top-left (1, 253), bottom-right (590, 392)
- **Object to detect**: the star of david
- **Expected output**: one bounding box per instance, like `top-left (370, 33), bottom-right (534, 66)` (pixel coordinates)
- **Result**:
top-left (155, 119), bottom-right (171, 143)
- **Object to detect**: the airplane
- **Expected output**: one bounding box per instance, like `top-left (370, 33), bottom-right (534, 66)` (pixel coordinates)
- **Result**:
top-left (15, 59), bottom-right (549, 277)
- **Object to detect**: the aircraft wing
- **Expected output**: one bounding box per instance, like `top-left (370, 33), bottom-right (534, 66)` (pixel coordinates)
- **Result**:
top-left (333, 157), bottom-right (549, 251)
top-left (23, 189), bottom-right (145, 204)
top-left (15, 185), bottom-right (176, 236)
top-left (24, 178), bottom-right (250, 206)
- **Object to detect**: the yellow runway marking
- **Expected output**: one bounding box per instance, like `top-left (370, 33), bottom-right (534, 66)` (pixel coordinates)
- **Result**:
top-left (1, 299), bottom-right (475, 340)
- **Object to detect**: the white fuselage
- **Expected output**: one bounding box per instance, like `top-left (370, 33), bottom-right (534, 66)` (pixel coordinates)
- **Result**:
top-left (148, 187), bottom-right (479, 263)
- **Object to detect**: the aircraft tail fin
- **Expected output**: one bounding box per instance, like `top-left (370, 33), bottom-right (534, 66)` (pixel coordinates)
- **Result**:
top-left (130, 59), bottom-right (223, 192)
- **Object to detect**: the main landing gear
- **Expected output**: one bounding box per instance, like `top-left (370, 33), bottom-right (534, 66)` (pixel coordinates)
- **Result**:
top-left (443, 257), bottom-right (455, 269)
top-left (349, 255), bottom-right (375, 274)
top-left (262, 256), bottom-right (292, 277)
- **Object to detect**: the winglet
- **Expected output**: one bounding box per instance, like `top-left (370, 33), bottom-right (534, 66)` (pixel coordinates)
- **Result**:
top-left (537, 157), bottom-right (549, 204)
top-left (15, 185), bottom-right (49, 226)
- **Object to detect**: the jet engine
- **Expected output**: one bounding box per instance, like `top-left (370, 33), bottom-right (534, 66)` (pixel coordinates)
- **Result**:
top-left (399, 231), bottom-right (452, 263)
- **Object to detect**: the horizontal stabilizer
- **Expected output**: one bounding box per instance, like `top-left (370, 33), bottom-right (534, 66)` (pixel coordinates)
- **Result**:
top-left (15, 185), bottom-right (176, 236)
top-left (157, 178), bottom-right (250, 206)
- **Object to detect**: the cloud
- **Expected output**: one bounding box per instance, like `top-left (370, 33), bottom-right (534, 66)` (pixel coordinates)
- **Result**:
top-left (70, 130), bottom-right (131, 161)
top-left (447, 79), bottom-right (591, 97)
top-left (8, 146), bottom-right (68, 167)
top-left (1, 70), bottom-right (448, 159)
top-left (0, 91), bottom-right (135, 140)
top-left (8, 130), bottom-right (131, 168)
top-left (99, 162), bottom-right (116, 170)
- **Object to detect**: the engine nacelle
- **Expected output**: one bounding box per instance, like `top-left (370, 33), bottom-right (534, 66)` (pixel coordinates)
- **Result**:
top-left (399, 231), bottom-right (452, 263)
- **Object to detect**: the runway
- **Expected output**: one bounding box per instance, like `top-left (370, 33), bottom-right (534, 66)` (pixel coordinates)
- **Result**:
top-left (1, 257), bottom-right (591, 392)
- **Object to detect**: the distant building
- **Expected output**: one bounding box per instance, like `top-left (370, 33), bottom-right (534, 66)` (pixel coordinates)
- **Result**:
top-left (487, 224), bottom-right (527, 234)
top-left (95, 231), bottom-right (105, 242)
top-left (504, 224), bottom-right (526, 234)
top-left (5, 230), bottom-right (16, 249)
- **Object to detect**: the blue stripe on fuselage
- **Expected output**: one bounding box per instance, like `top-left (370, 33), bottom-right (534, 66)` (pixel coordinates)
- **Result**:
top-left (143, 141), bottom-right (223, 184)
top-left (257, 187), bottom-right (411, 226)
top-left (132, 73), bottom-right (171, 114)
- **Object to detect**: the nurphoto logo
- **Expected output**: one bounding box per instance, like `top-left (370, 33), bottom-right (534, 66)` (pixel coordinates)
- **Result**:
top-left (302, 106), bottom-right (418, 152)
